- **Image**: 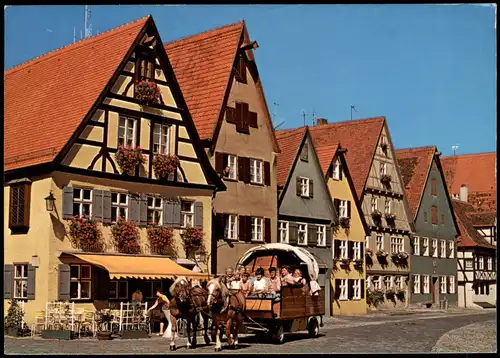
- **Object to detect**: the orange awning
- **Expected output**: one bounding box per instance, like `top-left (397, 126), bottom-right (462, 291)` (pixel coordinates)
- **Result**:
top-left (71, 253), bottom-right (209, 280)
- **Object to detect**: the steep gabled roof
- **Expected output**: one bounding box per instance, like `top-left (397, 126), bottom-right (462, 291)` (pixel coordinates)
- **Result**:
top-left (308, 117), bottom-right (386, 198)
top-left (452, 199), bottom-right (496, 249)
top-left (315, 143), bottom-right (341, 177)
top-left (275, 127), bottom-right (307, 187)
top-left (395, 146), bottom-right (437, 218)
top-left (467, 211), bottom-right (497, 227)
top-left (4, 16), bottom-right (150, 172)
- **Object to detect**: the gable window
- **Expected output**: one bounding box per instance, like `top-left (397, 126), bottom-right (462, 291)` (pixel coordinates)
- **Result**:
top-left (300, 143), bottom-right (309, 162)
top-left (109, 280), bottom-right (129, 300)
top-left (390, 237), bottom-right (403, 253)
top-left (298, 223), bottom-right (308, 246)
top-left (422, 238), bottom-right (429, 256)
top-left (423, 275), bottom-right (430, 294)
top-left (235, 55), bottom-right (247, 84)
top-left (136, 48), bottom-right (155, 81)
top-left (371, 197), bottom-right (378, 213)
top-left (432, 239), bottom-right (438, 257)
top-left (300, 177), bottom-right (310, 197)
top-left (367, 276), bottom-right (372, 289)
top-left (250, 159), bottom-right (263, 184)
top-left (431, 205), bottom-right (438, 225)
top-left (153, 124), bottom-right (170, 154)
top-left (448, 241), bottom-right (454, 258)
top-left (225, 214), bottom-right (238, 240)
top-left (118, 116), bottom-right (137, 147)
top-left (9, 183), bottom-right (31, 230)
top-left (227, 155), bottom-right (237, 180)
top-left (331, 161), bottom-right (341, 180)
top-left (380, 163), bottom-right (387, 176)
top-left (365, 236), bottom-right (370, 249)
top-left (373, 276), bottom-right (381, 290)
top-left (339, 200), bottom-right (349, 218)
top-left (70, 264), bottom-right (91, 300)
top-left (147, 197), bottom-right (163, 225)
top-left (478, 256), bottom-right (484, 270)
top-left (278, 221), bottom-right (289, 244)
top-left (339, 279), bottom-right (348, 300)
top-left (413, 237), bottom-right (420, 256)
top-left (339, 240), bottom-right (348, 259)
top-left (384, 199), bottom-right (391, 214)
top-left (353, 242), bottom-right (361, 260)
top-left (413, 275), bottom-right (421, 294)
top-left (465, 260), bottom-right (473, 269)
top-left (440, 276), bottom-right (447, 294)
top-left (181, 201), bottom-right (194, 228)
top-left (13, 264), bottom-right (28, 299)
top-left (111, 193), bottom-right (128, 223)
top-left (384, 276), bottom-right (393, 290)
top-left (440, 240), bottom-right (446, 258)
top-left (317, 225), bottom-right (326, 247)
top-left (448, 276), bottom-right (455, 294)
top-left (431, 178), bottom-right (437, 196)
top-left (487, 257), bottom-right (492, 271)
top-left (251, 217), bottom-right (263, 241)
top-left (352, 279), bottom-right (361, 300)
top-left (73, 188), bottom-right (92, 217)
top-left (395, 276), bottom-right (404, 289)
top-left (376, 235), bottom-right (383, 251)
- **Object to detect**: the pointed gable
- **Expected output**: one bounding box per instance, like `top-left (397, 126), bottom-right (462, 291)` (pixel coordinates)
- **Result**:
top-left (452, 199), bottom-right (495, 249)
top-left (315, 143), bottom-right (341, 177)
top-left (4, 16), bottom-right (150, 172)
top-left (275, 127), bottom-right (307, 187)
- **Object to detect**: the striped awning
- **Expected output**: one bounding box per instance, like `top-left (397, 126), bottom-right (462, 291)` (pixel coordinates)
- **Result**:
top-left (70, 253), bottom-right (209, 280)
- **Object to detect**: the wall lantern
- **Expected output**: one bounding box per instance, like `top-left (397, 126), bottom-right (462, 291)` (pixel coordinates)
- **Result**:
top-left (44, 192), bottom-right (56, 212)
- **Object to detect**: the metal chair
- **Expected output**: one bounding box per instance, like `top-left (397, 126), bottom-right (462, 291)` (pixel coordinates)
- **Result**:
top-left (31, 311), bottom-right (46, 337)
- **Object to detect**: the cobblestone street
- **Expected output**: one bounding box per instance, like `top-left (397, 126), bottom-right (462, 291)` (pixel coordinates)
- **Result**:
top-left (4, 310), bottom-right (496, 354)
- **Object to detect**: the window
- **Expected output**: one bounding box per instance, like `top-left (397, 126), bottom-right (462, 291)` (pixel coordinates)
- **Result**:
top-left (9, 183), bottom-right (31, 229)
top-left (109, 280), bottom-right (128, 299)
top-left (13, 264), bottom-right (28, 299)
top-left (353, 279), bottom-right (361, 300)
top-left (431, 205), bottom-right (438, 225)
top-left (413, 237), bottom-right (420, 256)
top-left (339, 240), bottom-right (348, 259)
top-left (331, 161), bottom-right (340, 180)
top-left (395, 276), bottom-right (404, 289)
top-left (422, 238), bottom-right (429, 256)
top-left (432, 239), bottom-right (438, 257)
top-left (441, 215), bottom-right (444, 225)
top-left (339, 200), bottom-right (349, 218)
top-left (250, 159), bottom-right (263, 184)
top-left (373, 276), bottom-right (381, 290)
top-left (111, 192), bottom-right (128, 223)
top-left (225, 215), bottom-right (238, 240)
top-left (440, 240), bottom-right (446, 258)
top-left (465, 260), bottom-right (473, 269)
top-left (227, 155), bottom-right (237, 180)
top-left (384, 200), bottom-right (391, 214)
top-left (365, 236), bottom-right (370, 249)
top-left (118, 116), bottom-right (136, 147)
top-left (180, 201), bottom-right (194, 228)
top-left (384, 276), bottom-right (393, 290)
top-left (440, 276), bottom-right (447, 294)
top-left (278, 221), bottom-right (289, 244)
top-left (371, 197), bottom-right (377, 213)
top-left (147, 197), bottom-right (163, 225)
top-left (300, 143), bottom-right (308, 161)
top-left (298, 223), bottom-right (308, 245)
top-left (448, 276), bottom-right (455, 294)
top-left (353, 242), bottom-right (361, 260)
top-left (376, 235), bottom-right (384, 251)
top-left (317, 225), bottom-right (326, 247)
top-left (390, 237), bottom-right (403, 253)
top-left (339, 279), bottom-right (348, 300)
top-left (300, 177), bottom-right (310, 197)
top-left (70, 264), bottom-right (91, 299)
top-left (137, 51), bottom-right (155, 80)
top-left (431, 178), bottom-right (437, 196)
top-left (251, 217), bottom-right (263, 241)
top-left (153, 124), bottom-right (170, 154)
top-left (143, 280), bottom-right (163, 299)
top-left (235, 55), bottom-right (246, 83)
top-left (380, 163), bottom-right (387, 176)
top-left (448, 241), bottom-right (454, 258)
top-left (367, 276), bottom-right (373, 289)
top-left (478, 256), bottom-right (484, 270)
top-left (487, 257), bottom-right (492, 270)
top-left (413, 275), bottom-right (421, 294)
top-left (73, 188), bottom-right (92, 217)
top-left (423, 275), bottom-right (430, 294)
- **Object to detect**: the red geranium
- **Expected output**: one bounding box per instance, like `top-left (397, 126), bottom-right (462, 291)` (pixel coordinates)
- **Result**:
top-left (111, 218), bottom-right (141, 254)
top-left (68, 216), bottom-right (104, 252)
top-left (135, 80), bottom-right (161, 105)
top-left (115, 145), bottom-right (146, 176)
top-left (152, 154), bottom-right (180, 180)
top-left (147, 226), bottom-right (176, 257)
top-left (180, 227), bottom-right (205, 259)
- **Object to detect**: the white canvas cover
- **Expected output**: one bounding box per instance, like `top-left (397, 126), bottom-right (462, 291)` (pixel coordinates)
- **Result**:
top-left (237, 243), bottom-right (321, 295)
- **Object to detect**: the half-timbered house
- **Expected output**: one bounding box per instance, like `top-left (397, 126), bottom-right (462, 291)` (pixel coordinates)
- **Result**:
top-left (4, 16), bottom-right (225, 325)
top-left (396, 147), bottom-right (460, 308)
top-left (165, 21), bottom-right (280, 274)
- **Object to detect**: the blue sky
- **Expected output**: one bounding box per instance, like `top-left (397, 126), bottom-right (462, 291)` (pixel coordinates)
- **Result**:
top-left (4, 5), bottom-right (496, 156)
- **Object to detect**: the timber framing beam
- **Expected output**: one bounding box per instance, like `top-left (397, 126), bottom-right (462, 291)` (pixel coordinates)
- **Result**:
top-left (106, 92), bottom-right (183, 114)
top-left (99, 103), bottom-right (185, 126)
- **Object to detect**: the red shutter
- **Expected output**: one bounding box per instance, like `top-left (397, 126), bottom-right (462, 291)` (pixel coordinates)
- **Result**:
top-left (248, 111), bottom-right (258, 128)
top-left (264, 218), bottom-right (271, 243)
top-left (215, 152), bottom-right (224, 174)
top-left (264, 161), bottom-right (271, 186)
top-left (431, 206), bottom-right (438, 225)
top-left (226, 107), bottom-right (237, 124)
top-left (431, 178), bottom-right (437, 196)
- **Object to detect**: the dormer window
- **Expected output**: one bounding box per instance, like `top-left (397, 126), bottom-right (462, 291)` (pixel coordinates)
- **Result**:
top-left (331, 161), bottom-right (342, 180)
top-left (136, 47), bottom-right (155, 81)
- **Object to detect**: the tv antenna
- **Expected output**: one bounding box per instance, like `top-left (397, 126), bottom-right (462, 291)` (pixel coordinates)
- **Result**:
top-left (452, 144), bottom-right (460, 156)
top-left (84, 5), bottom-right (92, 39)
top-left (350, 105), bottom-right (357, 120)
top-left (312, 110), bottom-right (316, 126)
top-left (301, 110), bottom-right (307, 127)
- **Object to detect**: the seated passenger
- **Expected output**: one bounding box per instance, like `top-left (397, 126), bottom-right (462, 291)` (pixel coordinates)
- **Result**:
top-left (223, 267), bottom-right (235, 287)
top-left (280, 266), bottom-right (295, 286)
top-left (292, 268), bottom-right (307, 287)
top-left (239, 272), bottom-right (252, 297)
top-left (252, 268), bottom-right (268, 294)
top-left (267, 267), bottom-right (281, 293)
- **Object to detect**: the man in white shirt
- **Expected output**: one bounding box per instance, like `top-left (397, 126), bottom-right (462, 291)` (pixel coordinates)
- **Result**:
top-left (252, 267), bottom-right (268, 294)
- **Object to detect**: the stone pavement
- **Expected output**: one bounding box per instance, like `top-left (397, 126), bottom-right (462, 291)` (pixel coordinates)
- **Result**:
top-left (432, 320), bottom-right (497, 353)
top-left (4, 310), bottom-right (496, 354)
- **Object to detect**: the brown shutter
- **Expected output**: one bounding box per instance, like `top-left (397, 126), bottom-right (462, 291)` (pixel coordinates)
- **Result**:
top-left (215, 152), bottom-right (224, 173)
top-left (325, 226), bottom-right (332, 247)
top-left (241, 103), bottom-right (250, 134)
top-left (264, 161), bottom-right (271, 186)
top-left (347, 279), bottom-right (354, 300)
top-left (347, 200), bottom-right (351, 218)
top-left (239, 216), bottom-right (246, 241)
top-left (348, 241), bottom-right (354, 259)
top-left (334, 279), bottom-right (341, 299)
top-left (338, 163), bottom-right (343, 180)
top-left (309, 179), bottom-right (314, 198)
top-left (246, 217), bottom-right (253, 242)
top-left (333, 199), bottom-right (340, 217)
top-left (194, 202), bottom-right (203, 228)
top-left (308, 225), bottom-right (316, 246)
top-left (226, 107), bottom-right (237, 124)
top-left (242, 157), bottom-right (251, 183)
top-left (238, 156), bottom-right (246, 182)
top-left (27, 264), bottom-right (36, 300)
top-left (4, 264), bottom-right (13, 299)
top-left (296, 177), bottom-right (302, 196)
top-left (248, 111), bottom-right (258, 128)
top-left (235, 103), bottom-right (243, 132)
top-left (334, 239), bottom-right (341, 259)
top-left (264, 218), bottom-right (271, 243)
top-left (58, 264), bottom-right (71, 301)
top-left (360, 242), bottom-right (364, 258)
top-left (62, 186), bottom-right (74, 220)
top-left (360, 279), bottom-right (365, 299)
top-left (288, 223), bottom-right (298, 245)
top-left (419, 276), bottom-right (423, 293)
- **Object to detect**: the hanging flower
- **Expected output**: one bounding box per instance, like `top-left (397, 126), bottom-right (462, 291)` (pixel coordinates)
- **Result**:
top-left (385, 213), bottom-right (396, 221)
top-left (181, 227), bottom-right (205, 259)
top-left (147, 227), bottom-right (176, 257)
top-left (366, 248), bottom-right (374, 257)
top-left (371, 210), bottom-right (382, 220)
top-left (367, 288), bottom-right (384, 307)
top-left (68, 216), bottom-right (104, 252)
top-left (111, 218), bottom-right (141, 254)
top-left (376, 250), bottom-right (388, 257)
top-left (380, 174), bottom-right (392, 186)
top-left (339, 217), bottom-right (350, 229)
top-left (153, 154), bottom-right (180, 180)
top-left (339, 257), bottom-right (351, 267)
top-left (115, 145), bottom-right (146, 176)
top-left (135, 80), bottom-right (161, 105)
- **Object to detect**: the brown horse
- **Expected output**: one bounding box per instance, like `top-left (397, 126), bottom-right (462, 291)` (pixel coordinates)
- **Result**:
top-left (169, 277), bottom-right (211, 351)
top-left (206, 277), bottom-right (246, 352)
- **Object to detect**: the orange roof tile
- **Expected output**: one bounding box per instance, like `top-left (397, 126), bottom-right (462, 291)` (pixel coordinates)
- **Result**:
top-left (452, 199), bottom-right (495, 249)
top-left (165, 22), bottom-right (244, 141)
top-left (467, 211), bottom-right (496, 227)
top-left (315, 143), bottom-right (341, 177)
top-left (275, 127), bottom-right (307, 187)
top-left (441, 152), bottom-right (496, 211)
top-left (396, 146), bottom-right (437, 218)
top-left (4, 16), bottom-right (149, 172)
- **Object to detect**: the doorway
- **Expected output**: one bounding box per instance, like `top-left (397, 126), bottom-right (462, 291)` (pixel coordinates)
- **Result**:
top-left (432, 277), bottom-right (439, 304)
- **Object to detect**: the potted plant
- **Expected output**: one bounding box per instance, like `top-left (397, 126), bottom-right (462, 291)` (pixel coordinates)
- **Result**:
top-left (181, 227), bottom-right (205, 259)
top-left (42, 301), bottom-right (74, 340)
top-left (396, 288), bottom-right (406, 301)
top-left (147, 226), bottom-right (176, 256)
top-left (385, 288), bottom-right (396, 300)
top-left (115, 145), bottom-right (146, 176)
top-left (371, 210), bottom-right (382, 223)
top-left (153, 153), bottom-right (180, 180)
top-left (68, 215), bottom-right (104, 252)
top-left (111, 218), bottom-right (141, 254)
top-left (353, 257), bottom-right (363, 267)
top-left (376, 250), bottom-right (388, 258)
top-left (366, 248), bottom-right (374, 258)
top-left (95, 308), bottom-right (114, 340)
top-left (385, 213), bottom-right (396, 222)
top-left (380, 174), bottom-right (392, 186)
top-left (135, 80), bottom-right (161, 106)
top-left (339, 217), bottom-right (350, 229)
top-left (367, 288), bottom-right (384, 307)
top-left (4, 299), bottom-right (24, 337)
top-left (339, 257), bottom-right (351, 268)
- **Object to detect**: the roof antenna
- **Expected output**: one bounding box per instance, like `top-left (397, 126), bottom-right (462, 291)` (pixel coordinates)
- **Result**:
top-left (301, 110), bottom-right (307, 127)
top-left (73, 27), bottom-right (76, 43)
top-left (84, 5), bottom-right (92, 38)
top-left (272, 101), bottom-right (279, 121)
top-left (312, 110), bottom-right (316, 126)
top-left (350, 105), bottom-right (357, 120)
top-left (452, 144), bottom-right (460, 156)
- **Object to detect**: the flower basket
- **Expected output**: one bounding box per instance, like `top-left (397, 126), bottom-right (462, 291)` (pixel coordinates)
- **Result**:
top-left (68, 216), bottom-right (104, 252)
top-left (376, 250), bottom-right (388, 257)
top-left (115, 146), bottom-right (146, 176)
top-left (366, 248), bottom-right (374, 257)
top-left (371, 210), bottom-right (382, 220)
top-left (385, 289), bottom-right (396, 299)
top-left (380, 174), bottom-right (392, 186)
top-left (147, 226), bottom-right (176, 257)
top-left (135, 80), bottom-right (160, 105)
top-left (153, 153), bottom-right (180, 180)
top-left (181, 227), bottom-right (205, 259)
top-left (385, 213), bottom-right (396, 221)
top-left (111, 218), bottom-right (141, 254)
top-left (396, 288), bottom-right (406, 300)
top-left (339, 258), bottom-right (351, 267)
top-left (367, 289), bottom-right (384, 307)
top-left (339, 217), bottom-right (350, 229)
top-left (353, 258), bottom-right (363, 267)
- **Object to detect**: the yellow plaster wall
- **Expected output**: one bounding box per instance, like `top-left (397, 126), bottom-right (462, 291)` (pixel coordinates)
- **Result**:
top-left (62, 144), bottom-right (100, 169)
top-left (178, 142), bottom-right (197, 159)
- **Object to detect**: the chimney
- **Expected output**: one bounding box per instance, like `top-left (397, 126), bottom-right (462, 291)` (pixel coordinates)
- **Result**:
top-left (459, 184), bottom-right (468, 202)
top-left (316, 118), bottom-right (328, 126)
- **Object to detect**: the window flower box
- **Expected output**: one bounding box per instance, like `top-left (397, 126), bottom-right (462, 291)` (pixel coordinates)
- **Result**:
top-left (366, 248), bottom-right (374, 257)
top-left (147, 226), bottom-right (176, 257)
top-left (367, 288), bottom-right (384, 307)
top-left (385, 289), bottom-right (396, 300)
top-left (380, 174), bottom-right (392, 186)
top-left (135, 80), bottom-right (160, 106)
top-left (116, 145), bottom-right (146, 176)
top-left (396, 288), bottom-right (406, 301)
top-left (385, 213), bottom-right (396, 222)
top-left (376, 250), bottom-right (388, 257)
top-left (68, 216), bottom-right (104, 252)
top-left (353, 258), bottom-right (363, 267)
top-left (339, 217), bottom-right (350, 229)
top-left (153, 153), bottom-right (180, 180)
top-left (181, 227), bottom-right (205, 260)
top-left (371, 210), bottom-right (382, 220)
top-left (111, 218), bottom-right (141, 254)
top-left (339, 258), bottom-right (351, 267)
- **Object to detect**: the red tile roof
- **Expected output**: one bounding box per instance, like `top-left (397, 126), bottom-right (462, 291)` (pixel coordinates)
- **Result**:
top-left (441, 152), bottom-right (496, 211)
top-left (396, 146), bottom-right (437, 218)
top-left (308, 117), bottom-right (386, 198)
top-left (315, 143), bottom-right (341, 177)
top-left (165, 22), bottom-right (244, 141)
top-left (452, 199), bottom-right (495, 249)
top-left (467, 211), bottom-right (496, 227)
top-left (275, 127), bottom-right (307, 187)
top-left (4, 16), bottom-right (149, 172)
